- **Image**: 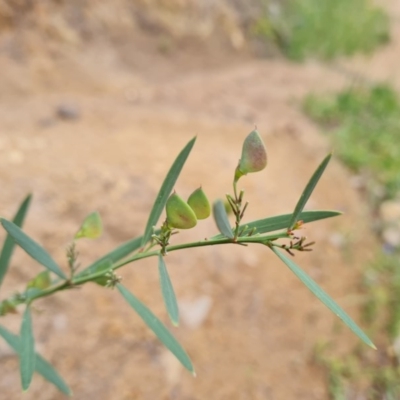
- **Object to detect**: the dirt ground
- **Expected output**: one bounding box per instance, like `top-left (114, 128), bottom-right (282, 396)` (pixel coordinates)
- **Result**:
top-left (0, 1), bottom-right (400, 399)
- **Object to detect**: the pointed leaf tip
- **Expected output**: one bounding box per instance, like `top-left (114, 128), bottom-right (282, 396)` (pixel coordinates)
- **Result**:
top-left (158, 254), bottom-right (179, 326)
top-left (0, 194), bottom-right (32, 290)
top-left (0, 325), bottom-right (72, 395)
top-left (0, 219), bottom-right (67, 280)
top-left (271, 247), bottom-right (376, 349)
top-left (141, 137), bottom-right (196, 246)
top-left (117, 284), bottom-right (194, 373)
top-left (288, 153), bottom-right (332, 230)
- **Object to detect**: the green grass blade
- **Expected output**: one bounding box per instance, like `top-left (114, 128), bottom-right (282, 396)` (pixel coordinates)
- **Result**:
top-left (20, 307), bottom-right (35, 391)
top-left (0, 219), bottom-right (67, 280)
top-left (271, 247), bottom-right (376, 349)
top-left (288, 154), bottom-right (332, 230)
top-left (0, 194), bottom-right (32, 289)
top-left (213, 200), bottom-right (234, 239)
top-left (0, 325), bottom-right (72, 396)
top-left (141, 137), bottom-right (196, 247)
top-left (158, 255), bottom-right (179, 326)
top-left (211, 210), bottom-right (341, 239)
top-left (117, 283), bottom-right (194, 374)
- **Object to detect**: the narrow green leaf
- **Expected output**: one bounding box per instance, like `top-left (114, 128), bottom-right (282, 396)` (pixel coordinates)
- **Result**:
top-left (288, 154), bottom-right (332, 230)
top-left (271, 247), bottom-right (376, 349)
top-left (141, 137), bottom-right (196, 247)
top-left (0, 324), bottom-right (20, 350)
top-left (35, 354), bottom-right (72, 396)
top-left (117, 284), bottom-right (194, 374)
top-left (0, 325), bottom-right (72, 396)
top-left (158, 255), bottom-right (179, 326)
top-left (20, 306), bottom-right (35, 390)
top-left (0, 194), bottom-right (32, 289)
top-left (76, 236), bottom-right (144, 279)
top-left (211, 210), bottom-right (341, 239)
top-left (212, 210), bottom-right (341, 239)
top-left (213, 200), bottom-right (234, 239)
top-left (246, 210), bottom-right (341, 235)
top-left (0, 219), bottom-right (67, 280)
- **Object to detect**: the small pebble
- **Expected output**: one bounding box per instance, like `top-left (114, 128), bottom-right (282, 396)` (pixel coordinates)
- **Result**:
top-left (52, 313), bottom-right (68, 331)
top-left (56, 103), bottom-right (81, 120)
top-left (382, 227), bottom-right (400, 248)
top-left (329, 232), bottom-right (346, 248)
top-left (379, 200), bottom-right (400, 223)
top-left (179, 296), bottom-right (212, 329)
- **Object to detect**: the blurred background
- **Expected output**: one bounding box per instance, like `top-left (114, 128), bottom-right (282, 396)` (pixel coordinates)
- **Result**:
top-left (0, 0), bottom-right (400, 399)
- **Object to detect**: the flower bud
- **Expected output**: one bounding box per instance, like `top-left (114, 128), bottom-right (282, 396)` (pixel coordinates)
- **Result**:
top-left (187, 187), bottom-right (211, 220)
top-left (166, 192), bottom-right (197, 229)
top-left (236, 130), bottom-right (267, 180)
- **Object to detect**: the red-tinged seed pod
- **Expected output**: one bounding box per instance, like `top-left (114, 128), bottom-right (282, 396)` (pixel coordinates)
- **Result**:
top-left (187, 187), bottom-right (211, 220)
top-left (166, 192), bottom-right (197, 229)
top-left (235, 130), bottom-right (267, 181)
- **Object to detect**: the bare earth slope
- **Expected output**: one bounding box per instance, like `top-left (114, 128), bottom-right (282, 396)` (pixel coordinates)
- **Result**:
top-left (1, 1), bottom-right (400, 398)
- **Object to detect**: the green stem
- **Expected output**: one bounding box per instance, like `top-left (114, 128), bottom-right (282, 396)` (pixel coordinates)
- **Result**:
top-left (0, 231), bottom-right (289, 307)
top-left (115, 231), bottom-right (289, 270)
top-left (233, 180), bottom-right (239, 202)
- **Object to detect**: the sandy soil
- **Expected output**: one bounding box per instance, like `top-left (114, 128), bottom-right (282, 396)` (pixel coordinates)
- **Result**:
top-left (0, 1), bottom-right (399, 399)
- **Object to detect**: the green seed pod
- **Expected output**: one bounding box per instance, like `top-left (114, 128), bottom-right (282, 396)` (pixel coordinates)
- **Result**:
top-left (187, 187), bottom-right (211, 220)
top-left (236, 130), bottom-right (267, 180)
top-left (166, 192), bottom-right (197, 229)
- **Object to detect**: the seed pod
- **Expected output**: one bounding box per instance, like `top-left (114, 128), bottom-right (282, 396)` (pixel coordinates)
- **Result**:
top-left (166, 192), bottom-right (197, 229)
top-left (236, 130), bottom-right (267, 179)
top-left (187, 187), bottom-right (211, 220)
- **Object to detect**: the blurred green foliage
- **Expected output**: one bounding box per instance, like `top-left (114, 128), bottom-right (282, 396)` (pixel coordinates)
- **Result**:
top-left (363, 252), bottom-right (400, 340)
top-left (307, 83), bottom-right (400, 399)
top-left (254, 0), bottom-right (389, 61)
top-left (315, 250), bottom-right (400, 399)
top-left (315, 344), bottom-right (400, 400)
top-left (304, 84), bottom-right (400, 198)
